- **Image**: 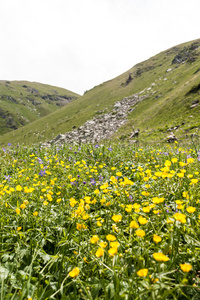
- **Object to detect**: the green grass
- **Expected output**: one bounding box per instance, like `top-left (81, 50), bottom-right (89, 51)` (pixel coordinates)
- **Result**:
top-left (0, 81), bottom-right (79, 135)
top-left (0, 38), bottom-right (200, 146)
top-left (0, 141), bottom-right (199, 299)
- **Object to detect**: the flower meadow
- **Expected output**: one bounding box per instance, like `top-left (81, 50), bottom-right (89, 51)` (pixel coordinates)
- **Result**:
top-left (0, 143), bottom-right (200, 299)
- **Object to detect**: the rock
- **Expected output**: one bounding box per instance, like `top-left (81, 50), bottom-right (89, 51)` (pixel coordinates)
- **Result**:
top-left (166, 133), bottom-right (178, 143)
top-left (190, 103), bottom-right (199, 108)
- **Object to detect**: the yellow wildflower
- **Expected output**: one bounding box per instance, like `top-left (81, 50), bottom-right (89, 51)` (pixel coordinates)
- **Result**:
top-left (130, 220), bottom-right (139, 229)
top-left (153, 252), bottom-right (169, 262)
top-left (153, 235), bottom-right (162, 243)
top-left (69, 267), bottom-right (80, 278)
top-left (90, 235), bottom-right (99, 244)
top-left (106, 234), bottom-right (116, 241)
top-left (137, 269), bottom-right (148, 277)
top-left (186, 206), bottom-right (196, 213)
top-left (135, 229), bottom-right (145, 238)
top-left (112, 215), bottom-right (122, 223)
top-left (138, 216), bottom-right (148, 225)
top-left (95, 248), bottom-right (104, 257)
top-left (180, 263), bottom-right (192, 272)
top-left (174, 212), bottom-right (186, 223)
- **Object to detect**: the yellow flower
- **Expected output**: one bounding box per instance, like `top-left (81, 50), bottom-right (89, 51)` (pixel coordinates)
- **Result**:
top-left (97, 221), bottom-right (102, 227)
top-left (69, 267), bottom-right (80, 278)
top-left (106, 234), bottom-right (116, 241)
top-left (108, 247), bottom-right (118, 256)
top-left (143, 206), bottom-right (151, 213)
top-left (20, 204), bottom-right (26, 209)
top-left (177, 173), bottom-right (184, 178)
top-left (186, 206), bottom-right (196, 213)
top-left (138, 216), bottom-right (148, 225)
top-left (43, 200), bottom-right (48, 206)
top-left (180, 263), bottom-right (192, 272)
top-left (90, 235), bottom-right (99, 244)
top-left (174, 212), bottom-right (186, 223)
top-left (171, 158), bottom-right (178, 163)
top-left (187, 158), bottom-right (194, 164)
top-left (77, 223), bottom-right (87, 231)
top-left (110, 241), bottom-right (120, 248)
top-left (95, 248), bottom-right (104, 257)
top-left (137, 268), bottom-right (148, 277)
top-left (164, 160), bottom-right (171, 167)
top-left (152, 197), bottom-right (165, 204)
top-left (16, 185), bottom-right (23, 192)
top-left (135, 229), bottom-right (145, 238)
top-left (116, 172), bottom-right (122, 177)
top-left (153, 235), bottom-right (162, 243)
top-left (99, 241), bottom-right (107, 248)
top-left (16, 208), bottom-right (20, 215)
top-left (190, 179), bottom-right (198, 185)
top-left (112, 215), bottom-right (122, 223)
top-left (33, 211), bottom-right (38, 216)
top-left (153, 252), bottom-right (169, 262)
top-left (17, 227), bottom-right (22, 231)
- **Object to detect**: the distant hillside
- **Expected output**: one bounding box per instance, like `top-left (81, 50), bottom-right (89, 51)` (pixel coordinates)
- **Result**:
top-left (0, 38), bottom-right (200, 146)
top-left (0, 81), bottom-right (79, 134)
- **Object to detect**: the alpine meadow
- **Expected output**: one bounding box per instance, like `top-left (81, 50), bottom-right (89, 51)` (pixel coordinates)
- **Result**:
top-left (0, 39), bottom-right (200, 300)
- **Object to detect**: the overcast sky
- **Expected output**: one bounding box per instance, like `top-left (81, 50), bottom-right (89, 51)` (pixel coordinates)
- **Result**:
top-left (0, 0), bottom-right (199, 95)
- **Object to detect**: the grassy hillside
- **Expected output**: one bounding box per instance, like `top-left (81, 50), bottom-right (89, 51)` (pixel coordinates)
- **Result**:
top-left (0, 38), bottom-right (200, 146)
top-left (0, 81), bottom-right (79, 134)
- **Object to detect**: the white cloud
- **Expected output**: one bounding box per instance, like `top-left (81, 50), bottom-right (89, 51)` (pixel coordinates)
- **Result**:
top-left (0, 0), bottom-right (199, 94)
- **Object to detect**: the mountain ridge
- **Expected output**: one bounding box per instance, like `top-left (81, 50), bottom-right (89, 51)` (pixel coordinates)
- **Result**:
top-left (0, 38), bottom-right (200, 146)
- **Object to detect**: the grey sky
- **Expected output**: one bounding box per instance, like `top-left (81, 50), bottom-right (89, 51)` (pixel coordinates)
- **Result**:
top-left (0, 0), bottom-right (199, 95)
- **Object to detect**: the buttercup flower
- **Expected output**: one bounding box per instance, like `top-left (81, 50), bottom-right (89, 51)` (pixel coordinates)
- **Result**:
top-left (130, 220), bottom-right (139, 229)
top-left (90, 235), bottom-right (99, 244)
top-left (135, 229), bottom-right (145, 238)
top-left (153, 252), bottom-right (169, 262)
top-left (69, 267), bottom-right (80, 278)
top-left (95, 248), bottom-right (104, 257)
top-left (153, 235), bottom-right (162, 243)
top-left (112, 215), bottom-right (122, 223)
top-left (106, 234), bottom-right (116, 241)
top-left (180, 263), bottom-right (192, 272)
top-left (137, 268), bottom-right (148, 277)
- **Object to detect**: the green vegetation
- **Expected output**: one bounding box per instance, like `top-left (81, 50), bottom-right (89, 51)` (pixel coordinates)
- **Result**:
top-left (0, 141), bottom-right (199, 299)
top-left (0, 81), bottom-right (79, 135)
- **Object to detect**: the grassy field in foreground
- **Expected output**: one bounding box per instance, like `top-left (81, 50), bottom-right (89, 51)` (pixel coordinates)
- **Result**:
top-left (0, 141), bottom-right (200, 299)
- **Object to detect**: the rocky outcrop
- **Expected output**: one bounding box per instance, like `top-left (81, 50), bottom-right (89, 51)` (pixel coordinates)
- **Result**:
top-left (43, 93), bottom-right (146, 146)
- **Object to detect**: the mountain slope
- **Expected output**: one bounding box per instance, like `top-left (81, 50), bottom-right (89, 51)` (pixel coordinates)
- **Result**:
top-left (0, 38), bottom-right (200, 146)
top-left (0, 81), bottom-right (79, 134)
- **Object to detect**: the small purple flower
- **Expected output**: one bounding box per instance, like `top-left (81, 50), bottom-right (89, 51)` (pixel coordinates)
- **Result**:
top-left (5, 175), bottom-right (11, 181)
top-left (90, 178), bottom-right (96, 186)
top-left (8, 143), bottom-right (11, 146)
top-left (38, 158), bottom-right (43, 164)
top-left (83, 181), bottom-right (86, 184)
top-left (95, 144), bottom-right (99, 148)
top-left (39, 170), bottom-right (46, 176)
top-left (108, 147), bottom-right (113, 151)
